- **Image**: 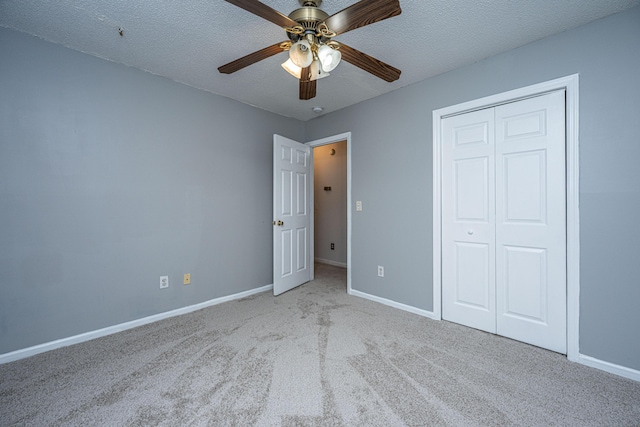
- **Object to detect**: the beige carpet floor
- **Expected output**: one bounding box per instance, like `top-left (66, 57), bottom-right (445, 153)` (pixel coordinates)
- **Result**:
top-left (1, 263), bottom-right (639, 426)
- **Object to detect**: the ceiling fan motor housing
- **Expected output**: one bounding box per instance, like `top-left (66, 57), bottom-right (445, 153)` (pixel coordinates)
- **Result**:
top-left (288, 1), bottom-right (330, 41)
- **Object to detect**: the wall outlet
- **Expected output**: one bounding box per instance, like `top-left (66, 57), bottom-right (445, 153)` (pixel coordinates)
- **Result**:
top-left (183, 273), bottom-right (191, 285)
top-left (160, 275), bottom-right (169, 289)
top-left (356, 201), bottom-right (363, 211)
top-left (377, 266), bottom-right (384, 277)
top-left (331, 243), bottom-right (335, 250)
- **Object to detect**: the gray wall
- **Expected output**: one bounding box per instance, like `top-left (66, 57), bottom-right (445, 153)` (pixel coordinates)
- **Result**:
top-left (0, 28), bottom-right (304, 354)
top-left (313, 141), bottom-right (347, 266)
top-left (306, 6), bottom-right (640, 370)
top-left (2, 5), bottom-right (639, 373)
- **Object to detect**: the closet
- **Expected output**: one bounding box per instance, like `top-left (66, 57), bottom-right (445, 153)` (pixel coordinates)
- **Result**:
top-left (441, 90), bottom-right (566, 353)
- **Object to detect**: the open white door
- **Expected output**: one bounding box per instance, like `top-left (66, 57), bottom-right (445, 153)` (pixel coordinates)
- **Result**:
top-left (273, 135), bottom-right (312, 295)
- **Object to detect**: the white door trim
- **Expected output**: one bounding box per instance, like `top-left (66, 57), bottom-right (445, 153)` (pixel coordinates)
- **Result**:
top-left (307, 132), bottom-right (352, 294)
top-left (433, 74), bottom-right (580, 361)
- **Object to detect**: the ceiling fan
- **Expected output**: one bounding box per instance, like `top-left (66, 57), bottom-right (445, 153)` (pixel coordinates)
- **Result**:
top-left (218, 0), bottom-right (402, 100)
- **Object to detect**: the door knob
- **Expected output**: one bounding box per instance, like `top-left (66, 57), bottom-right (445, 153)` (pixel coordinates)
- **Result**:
top-left (277, 220), bottom-right (284, 226)
top-left (467, 229), bottom-right (474, 235)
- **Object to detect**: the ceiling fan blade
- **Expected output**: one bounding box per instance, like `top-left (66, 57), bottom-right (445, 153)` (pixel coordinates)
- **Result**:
top-left (224, 0), bottom-right (299, 28)
top-left (299, 67), bottom-right (317, 100)
top-left (323, 0), bottom-right (401, 36)
top-left (339, 43), bottom-right (401, 82)
top-left (300, 80), bottom-right (317, 100)
top-left (218, 42), bottom-right (287, 74)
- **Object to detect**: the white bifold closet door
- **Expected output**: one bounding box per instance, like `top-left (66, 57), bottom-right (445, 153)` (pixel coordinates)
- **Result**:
top-left (442, 91), bottom-right (566, 354)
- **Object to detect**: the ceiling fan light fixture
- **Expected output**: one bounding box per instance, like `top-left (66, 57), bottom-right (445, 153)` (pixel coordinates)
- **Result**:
top-left (289, 39), bottom-right (313, 68)
top-left (317, 44), bottom-right (341, 72)
top-left (281, 59), bottom-right (302, 79)
top-left (219, 0), bottom-right (402, 101)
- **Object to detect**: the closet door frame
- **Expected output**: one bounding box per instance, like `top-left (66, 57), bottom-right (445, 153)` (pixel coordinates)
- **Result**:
top-left (432, 74), bottom-right (580, 362)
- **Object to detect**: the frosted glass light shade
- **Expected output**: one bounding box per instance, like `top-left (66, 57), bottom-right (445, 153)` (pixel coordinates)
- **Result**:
top-left (317, 44), bottom-right (341, 72)
top-left (289, 39), bottom-right (313, 68)
top-left (281, 59), bottom-right (302, 79)
top-left (309, 59), bottom-right (330, 81)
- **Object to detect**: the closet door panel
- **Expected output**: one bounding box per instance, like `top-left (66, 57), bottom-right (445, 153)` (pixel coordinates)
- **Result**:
top-left (495, 91), bottom-right (567, 354)
top-left (442, 108), bottom-right (496, 333)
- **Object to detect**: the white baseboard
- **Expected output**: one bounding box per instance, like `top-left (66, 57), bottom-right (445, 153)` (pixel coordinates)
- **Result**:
top-left (349, 289), bottom-right (439, 320)
top-left (4, 283), bottom-right (638, 383)
top-left (0, 284), bottom-right (274, 365)
top-left (315, 258), bottom-right (347, 268)
top-left (577, 353), bottom-right (640, 382)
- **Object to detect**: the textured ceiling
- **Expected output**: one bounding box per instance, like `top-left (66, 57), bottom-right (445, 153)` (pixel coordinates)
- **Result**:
top-left (1, 0), bottom-right (639, 121)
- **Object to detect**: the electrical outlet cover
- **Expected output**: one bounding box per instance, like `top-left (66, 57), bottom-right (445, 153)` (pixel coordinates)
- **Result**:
top-left (160, 275), bottom-right (169, 289)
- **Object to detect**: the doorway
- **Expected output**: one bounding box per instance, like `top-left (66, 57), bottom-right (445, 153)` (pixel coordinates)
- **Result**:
top-left (313, 141), bottom-right (347, 270)
top-left (308, 132), bottom-right (352, 293)
top-left (272, 133), bottom-right (352, 295)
